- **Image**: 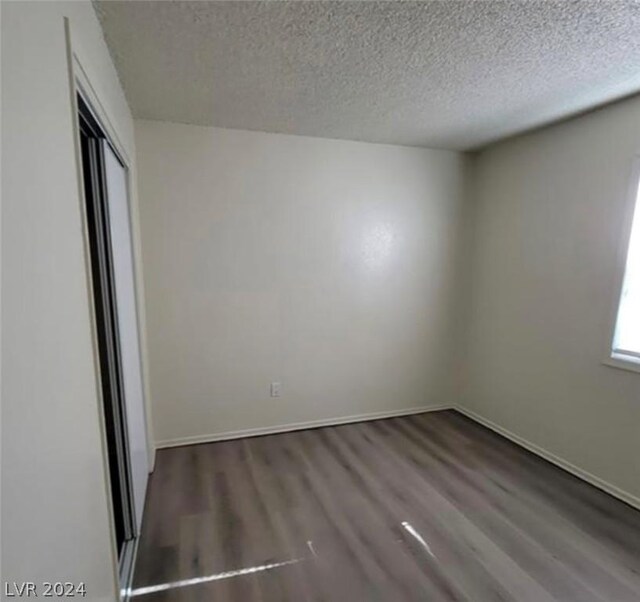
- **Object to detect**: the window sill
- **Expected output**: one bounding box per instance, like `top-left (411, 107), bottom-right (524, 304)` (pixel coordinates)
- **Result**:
top-left (603, 352), bottom-right (640, 374)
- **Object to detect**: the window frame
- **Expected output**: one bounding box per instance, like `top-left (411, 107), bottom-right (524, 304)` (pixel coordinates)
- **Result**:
top-left (603, 155), bottom-right (640, 374)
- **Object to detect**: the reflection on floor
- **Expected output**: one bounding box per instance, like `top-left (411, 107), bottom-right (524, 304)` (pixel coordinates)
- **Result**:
top-left (131, 410), bottom-right (640, 601)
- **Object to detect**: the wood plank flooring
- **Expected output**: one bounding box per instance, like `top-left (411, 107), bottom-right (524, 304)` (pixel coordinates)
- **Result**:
top-left (131, 410), bottom-right (640, 601)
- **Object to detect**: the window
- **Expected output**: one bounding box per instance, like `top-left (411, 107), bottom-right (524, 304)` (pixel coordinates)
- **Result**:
top-left (611, 171), bottom-right (640, 366)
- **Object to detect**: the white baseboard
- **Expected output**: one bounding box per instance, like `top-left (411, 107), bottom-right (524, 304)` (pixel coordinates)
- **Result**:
top-left (454, 405), bottom-right (640, 511)
top-left (155, 403), bottom-right (640, 512)
top-left (156, 404), bottom-right (452, 449)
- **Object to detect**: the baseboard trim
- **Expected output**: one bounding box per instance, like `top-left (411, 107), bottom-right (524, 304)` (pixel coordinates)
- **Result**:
top-left (156, 403), bottom-right (640, 511)
top-left (156, 404), bottom-right (452, 449)
top-left (454, 405), bottom-right (640, 511)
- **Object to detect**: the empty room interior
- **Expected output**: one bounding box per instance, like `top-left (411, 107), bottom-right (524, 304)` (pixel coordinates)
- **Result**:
top-left (4, 1), bottom-right (640, 600)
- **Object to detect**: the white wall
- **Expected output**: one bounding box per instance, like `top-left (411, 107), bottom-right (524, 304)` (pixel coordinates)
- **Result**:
top-left (135, 121), bottom-right (467, 445)
top-left (1, 2), bottom-right (148, 597)
top-left (461, 95), bottom-right (640, 505)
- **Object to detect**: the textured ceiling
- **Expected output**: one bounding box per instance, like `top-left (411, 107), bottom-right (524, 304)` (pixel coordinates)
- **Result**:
top-left (95, 0), bottom-right (640, 150)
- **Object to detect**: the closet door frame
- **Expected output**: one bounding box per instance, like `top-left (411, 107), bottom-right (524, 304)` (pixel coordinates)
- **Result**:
top-left (77, 93), bottom-right (139, 583)
top-left (67, 17), bottom-right (151, 595)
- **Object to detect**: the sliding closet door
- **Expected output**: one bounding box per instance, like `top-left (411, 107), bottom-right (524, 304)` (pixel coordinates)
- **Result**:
top-left (102, 141), bottom-right (149, 533)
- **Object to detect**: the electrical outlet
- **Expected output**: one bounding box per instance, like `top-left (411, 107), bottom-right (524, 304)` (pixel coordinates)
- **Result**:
top-left (270, 382), bottom-right (281, 397)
